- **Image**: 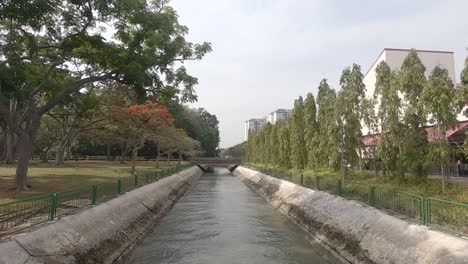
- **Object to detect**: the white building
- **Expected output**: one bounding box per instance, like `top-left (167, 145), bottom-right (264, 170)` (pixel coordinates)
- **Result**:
top-left (362, 48), bottom-right (467, 134)
top-left (245, 118), bottom-right (267, 140)
top-left (266, 109), bottom-right (293, 125)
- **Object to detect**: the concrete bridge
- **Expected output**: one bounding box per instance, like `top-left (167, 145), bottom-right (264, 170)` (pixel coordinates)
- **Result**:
top-left (191, 157), bottom-right (241, 172)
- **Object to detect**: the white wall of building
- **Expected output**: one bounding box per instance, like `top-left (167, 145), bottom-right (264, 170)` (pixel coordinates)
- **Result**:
top-left (362, 48), bottom-right (465, 135)
top-left (363, 49), bottom-right (456, 99)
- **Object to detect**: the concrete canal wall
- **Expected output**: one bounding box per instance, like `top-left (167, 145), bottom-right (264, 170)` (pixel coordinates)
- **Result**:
top-left (0, 166), bottom-right (203, 264)
top-left (233, 166), bottom-right (468, 264)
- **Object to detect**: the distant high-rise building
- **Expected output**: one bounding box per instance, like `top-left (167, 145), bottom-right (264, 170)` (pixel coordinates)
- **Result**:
top-left (266, 109), bottom-right (293, 125)
top-left (245, 118), bottom-right (267, 140)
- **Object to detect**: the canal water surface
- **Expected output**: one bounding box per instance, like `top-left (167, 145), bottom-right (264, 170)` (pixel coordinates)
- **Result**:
top-left (128, 168), bottom-right (341, 264)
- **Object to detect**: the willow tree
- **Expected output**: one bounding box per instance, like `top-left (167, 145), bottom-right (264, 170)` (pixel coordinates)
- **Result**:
top-left (304, 93), bottom-right (319, 168)
top-left (374, 61), bottom-right (405, 179)
top-left (290, 97), bottom-right (307, 169)
top-left (0, 0), bottom-right (211, 190)
top-left (400, 50), bottom-right (430, 180)
top-left (337, 64), bottom-right (366, 178)
top-left (316, 80), bottom-right (339, 169)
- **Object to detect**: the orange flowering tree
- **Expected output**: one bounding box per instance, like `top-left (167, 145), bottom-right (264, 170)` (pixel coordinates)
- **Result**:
top-left (109, 102), bottom-right (174, 174)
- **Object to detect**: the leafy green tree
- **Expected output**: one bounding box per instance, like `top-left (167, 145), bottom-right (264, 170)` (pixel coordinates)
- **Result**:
top-left (171, 106), bottom-right (220, 157)
top-left (316, 79), bottom-right (339, 169)
top-left (304, 93), bottom-right (319, 168)
top-left (374, 62), bottom-right (405, 179)
top-left (269, 124), bottom-right (279, 165)
top-left (224, 141), bottom-right (246, 160)
top-left (400, 50), bottom-right (430, 180)
top-left (261, 123), bottom-right (273, 163)
top-left (277, 121), bottom-right (291, 168)
top-left (361, 98), bottom-right (378, 176)
top-left (421, 67), bottom-right (461, 193)
top-left (34, 116), bottom-right (61, 163)
top-left (461, 57), bottom-right (468, 156)
top-left (461, 57), bottom-right (468, 86)
top-left (48, 90), bottom-right (104, 165)
top-left (337, 64), bottom-right (366, 178)
top-left (0, 0), bottom-right (211, 190)
top-left (290, 97), bottom-right (307, 169)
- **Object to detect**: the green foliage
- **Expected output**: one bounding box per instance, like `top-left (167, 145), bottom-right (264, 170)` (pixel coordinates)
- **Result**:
top-left (400, 50), bottom-right (430, 180)
top-left (461, 57), bottom-right (468, 86)
top-left (337, 64), bottom-right (366, 171)
top-left (304, 93), bottom-right (318, 168)
top-left (290, 96), bottom-right (307, 169)
top-left (246, 50), bottom-right (466, 197)
top-left (171, 105), bottom-right (220, 157)
top-left (277, 121), bottom-right (292, 168)
top-left (316, 79), bottom-right (339, 169)
top-left (422, 67), bottom-right (460, 192)
top-left (374, 62), bottom-right (405, 178)
top-left (224, 142), bottom-right (246, 160)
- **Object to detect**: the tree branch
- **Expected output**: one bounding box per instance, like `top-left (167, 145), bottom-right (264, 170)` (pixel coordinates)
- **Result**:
top-left (39, 71), bottom-right (117, 115)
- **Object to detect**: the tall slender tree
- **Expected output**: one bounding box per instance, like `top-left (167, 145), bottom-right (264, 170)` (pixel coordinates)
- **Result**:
top-left (316, 80), bottom-right (339, 169)
top-left (290, 97), bottom-right (307, 169)
top-left (277, 121), bottom-right (291, 168)
top-left (374, 62), bottom-right (405, 179)
top-left (336, 64), bottom-right (366, 178)
top-left (400, 50), bottom-right (430, 180)
top-left (304, 93), bottom-right (318, 168)
top-left (361, 98), bottom-right (378, 176)
top-left (422, 67), bottom-right (464, 193)
top-left (461, 57), bottom-right (468, 156)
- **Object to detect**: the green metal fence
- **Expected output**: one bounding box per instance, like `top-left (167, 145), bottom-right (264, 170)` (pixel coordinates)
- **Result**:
top-left (426, 198), bottom-right (468, 236)
top-left (0, 164), bottom-right (192, 237)
top-left (341, 180), bottom-right (370, 203)
top-left (373, 187), bottom-right (423, 222)
top-left (0, 194), bottom-right (52, 235)
top-left (245, 164), bottom-right (468, 238)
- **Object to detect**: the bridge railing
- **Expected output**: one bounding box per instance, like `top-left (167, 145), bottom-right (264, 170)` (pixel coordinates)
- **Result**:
top-left (244, 163), bottom-right (468, 238)
top-left (0, 164), bottom-right (193, 238)
top-left (191, 157), bottom-right (241, 165)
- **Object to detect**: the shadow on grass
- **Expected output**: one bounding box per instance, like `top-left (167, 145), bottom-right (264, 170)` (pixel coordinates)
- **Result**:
top-left (0, 161), bottom-right (177, 203)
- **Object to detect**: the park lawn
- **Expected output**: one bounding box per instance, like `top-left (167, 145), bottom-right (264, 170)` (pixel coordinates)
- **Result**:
top-left (250, 163), bottom-right (468, 204)
top-left (0, 160), bottom-right (179, 204)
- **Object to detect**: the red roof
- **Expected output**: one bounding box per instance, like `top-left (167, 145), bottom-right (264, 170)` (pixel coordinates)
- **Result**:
top-left (362, 121), bottom-right (468, 146)
top-left (426, 121), bottom-right (468, 141)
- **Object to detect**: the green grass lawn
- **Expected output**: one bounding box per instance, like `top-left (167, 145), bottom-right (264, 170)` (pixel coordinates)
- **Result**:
top-left (250, 163), bottom-right (468, 204)
top-left (0, 160), bottom-right (182, 204)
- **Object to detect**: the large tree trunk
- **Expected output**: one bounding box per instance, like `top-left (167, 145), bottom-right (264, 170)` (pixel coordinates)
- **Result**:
top-left (13, 114), bottom-right (41, 191)
top-left (178, 150), bottom-right (182, 165)
top-left (120, 142), bottom-right (127, 164)
top-left (55, 143), bottom-right (66, 165)
top-left (5, 99), bottom-right (17, 163)
top-left (40, 147), bottom-right (50, 163)
top-left (155, 153), bottom-right (160, 168)
top-left (131, 147), bottom-right (138, 175)
top-left (167, 150), bottom-right (172, 166)
top-left (5, 127), bottom-right (15, 163)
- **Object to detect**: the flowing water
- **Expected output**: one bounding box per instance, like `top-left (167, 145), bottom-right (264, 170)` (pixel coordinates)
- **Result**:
top-left (128, 168), bottom-right (341, 264)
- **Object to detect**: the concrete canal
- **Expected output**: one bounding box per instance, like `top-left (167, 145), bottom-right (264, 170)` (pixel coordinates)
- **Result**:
top-left (127, 168), bottom-right (341, 264)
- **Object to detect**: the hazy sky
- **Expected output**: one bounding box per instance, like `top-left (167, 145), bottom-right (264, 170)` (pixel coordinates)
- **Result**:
top-left (170, 0), bottom-right (468, 148)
